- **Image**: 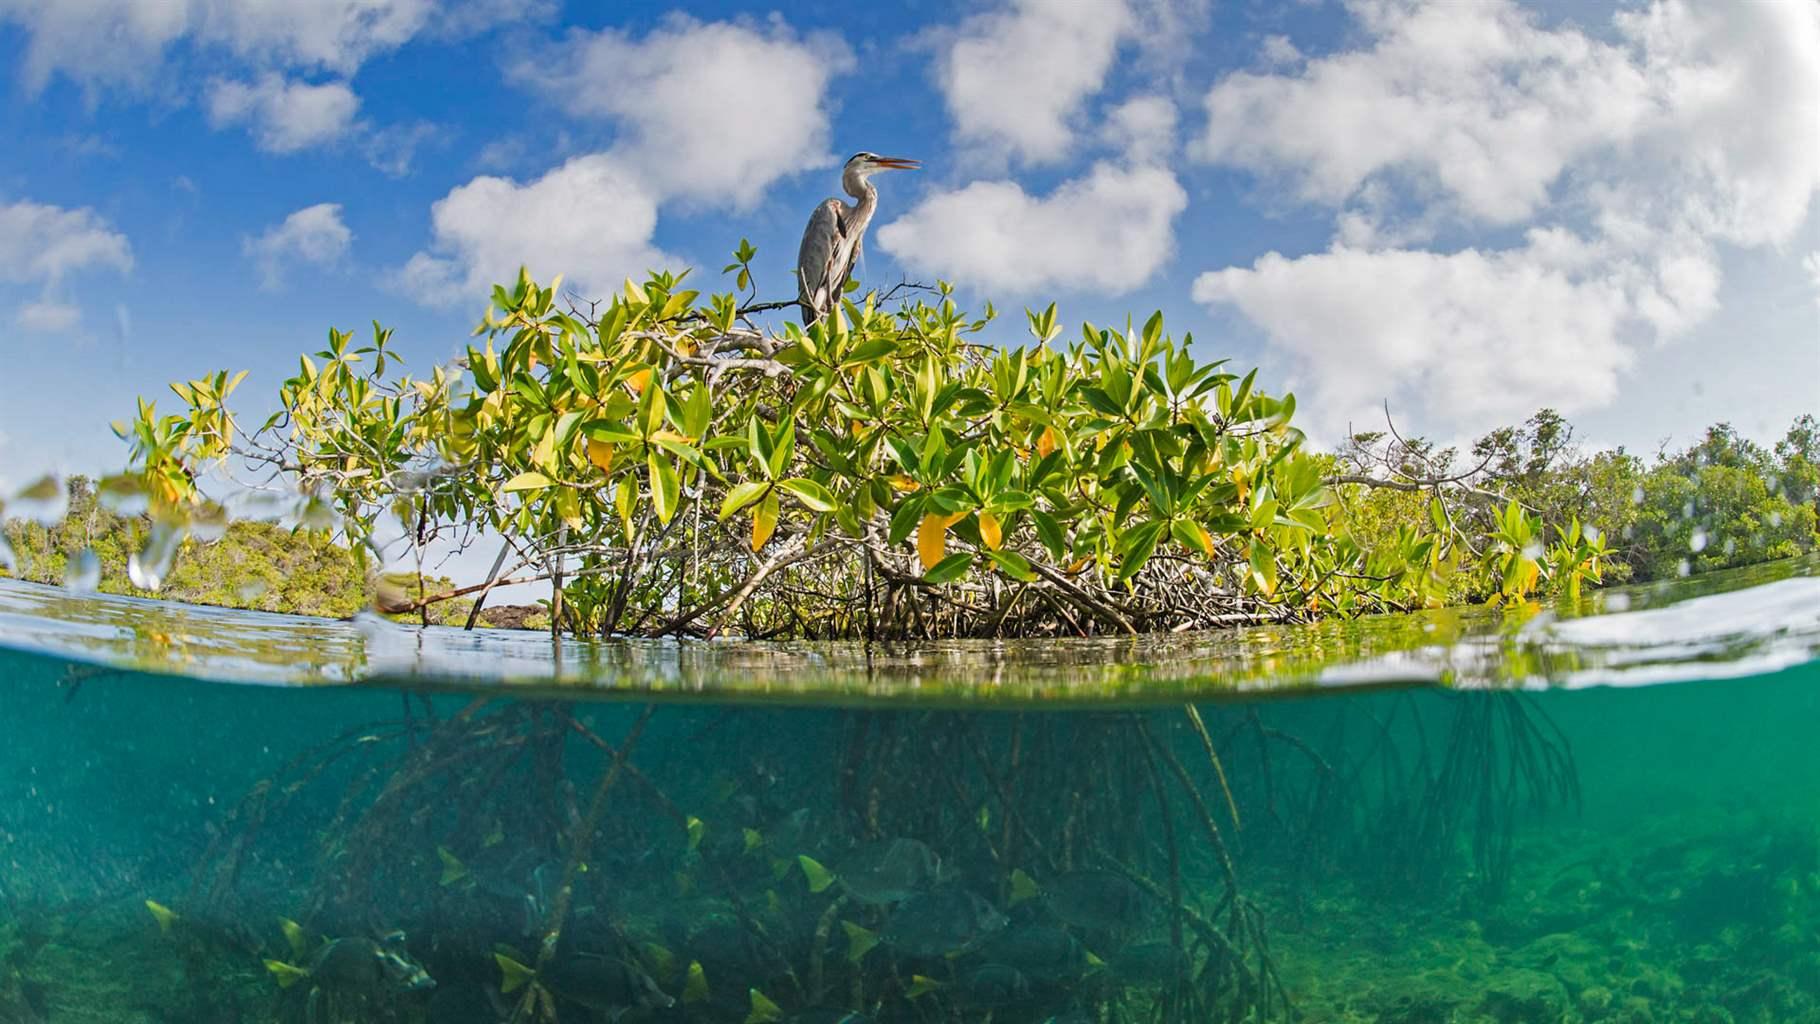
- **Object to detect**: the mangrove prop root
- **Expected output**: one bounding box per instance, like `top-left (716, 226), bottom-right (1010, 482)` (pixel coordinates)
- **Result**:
top-left (529, 706), bottom-right (653, 981)
top-left (1183, 704), bottom-right (1242, 832)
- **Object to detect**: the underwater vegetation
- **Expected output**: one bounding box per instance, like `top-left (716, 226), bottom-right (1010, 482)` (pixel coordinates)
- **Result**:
top-left (148, 701), bottom-right (1292, 1023)
top-left (2, 634), bottom-right (1819, 1023)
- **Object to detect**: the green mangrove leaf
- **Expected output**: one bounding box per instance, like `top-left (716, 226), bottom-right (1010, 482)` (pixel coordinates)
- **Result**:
top-left (923, 551), bottom-right (973, 584)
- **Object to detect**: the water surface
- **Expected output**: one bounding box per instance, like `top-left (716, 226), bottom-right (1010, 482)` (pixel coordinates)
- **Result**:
top-left (1, 560), bottom-right (1817, 1023)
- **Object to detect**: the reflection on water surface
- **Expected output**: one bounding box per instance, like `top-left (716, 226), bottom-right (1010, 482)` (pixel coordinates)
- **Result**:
top-left (0, 556), bottom-right (1814, 703)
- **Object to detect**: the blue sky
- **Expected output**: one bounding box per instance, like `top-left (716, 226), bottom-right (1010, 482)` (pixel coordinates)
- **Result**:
top-left (1, 0), bottom-right (1816, 498)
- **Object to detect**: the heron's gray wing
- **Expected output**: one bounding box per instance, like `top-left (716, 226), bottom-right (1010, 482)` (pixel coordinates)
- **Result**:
top-left (797, 199), bottom-right (850, 324)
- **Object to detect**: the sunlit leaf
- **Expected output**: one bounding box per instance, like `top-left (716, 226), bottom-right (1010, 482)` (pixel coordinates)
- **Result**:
top-left (587, 438), bottom-right (615, 473)
top-left (917, 511), bottom-right (964, 571)
top-left (719, 480), bottom-right (769, 521)
top-left (751, 491), bottom-right (780, 552)
top-left (978, 511), bottom-right (1003, 550)
top-left (778, 477), bottom-right (837, 513)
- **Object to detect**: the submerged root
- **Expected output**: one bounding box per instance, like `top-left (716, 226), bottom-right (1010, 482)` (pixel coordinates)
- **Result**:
top-left (168, 691), bottom-right (1578, 1023)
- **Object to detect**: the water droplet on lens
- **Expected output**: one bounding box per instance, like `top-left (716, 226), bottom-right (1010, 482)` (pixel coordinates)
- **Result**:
top-left (12, 474), bottom-right (68, 525)
top-left (64, 549), bottom-right (100, 592)
top-left (1689, 529), bottom-right (1708, 553)
top-left (1629, 485), bottom-right (1644, 505)
top-left (371, 575), bottom-right (415, 615)
top-left (236, 579), bottom-right (269, 602)
top-left (297, 496), bottom-right (337, 531)
top-left (0, 533), bottom-right (15, 573)
top-left (189, 502), bottom-right (229, 542)
top-left (128, 524), bottom-right (181, 592)
top-left (1676, 558), bottom-right (1691, 578)
top-left (239, 490), bottom-right (288, 519)
top-left (96, 475), bottom-right (149, 517)
top-left (1521, 542), bottom-right (1543, 561)
top-left (1603, 592), bottom-right (1631, 612)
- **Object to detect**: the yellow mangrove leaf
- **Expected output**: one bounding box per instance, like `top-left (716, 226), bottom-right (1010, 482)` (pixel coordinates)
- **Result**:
top-left (917, 512), bottom-right (964, 571)
top-left (751, 492), bottom-right (780, 553)
top-left (555, 487), bottom-right (582, 530)
top-left (979, 512), bottom-right (1003, 551)
top-left (586, 438), bottom-right (614, 473)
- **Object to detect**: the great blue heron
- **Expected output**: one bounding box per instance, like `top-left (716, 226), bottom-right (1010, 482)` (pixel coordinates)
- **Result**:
top-left (796, 151), bottom-right (919, 325)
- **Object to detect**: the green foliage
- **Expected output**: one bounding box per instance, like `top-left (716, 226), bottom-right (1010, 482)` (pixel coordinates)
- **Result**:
top-left (1623, 420), bottom-right (1819, 579)
top-left (1343, 409), bottom-right (1818, 598)
top-left (105, 254), bottom-right (1630, 638)
top-left (1475, 413), bottom-right (1818, 582)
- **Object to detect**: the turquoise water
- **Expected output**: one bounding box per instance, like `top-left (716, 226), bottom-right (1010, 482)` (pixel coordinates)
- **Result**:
top-left (1, 561), bottom-right (1818, 1023)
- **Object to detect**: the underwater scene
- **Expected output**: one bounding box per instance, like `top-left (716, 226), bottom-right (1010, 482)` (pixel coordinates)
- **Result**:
top-left (2, 560), bottom-right (1820, 1024)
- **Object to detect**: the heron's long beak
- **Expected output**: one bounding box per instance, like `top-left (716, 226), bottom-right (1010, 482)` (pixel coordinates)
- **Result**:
top-left (873, 157), bottom-right (920, 170)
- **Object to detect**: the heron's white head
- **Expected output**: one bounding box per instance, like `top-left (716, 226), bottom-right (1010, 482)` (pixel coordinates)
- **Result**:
top-left (843, 152), bottom-right (919, 192)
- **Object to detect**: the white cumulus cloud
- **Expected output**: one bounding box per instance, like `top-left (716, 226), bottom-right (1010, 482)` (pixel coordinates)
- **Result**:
top-left (404, 15), bottom-right (845, 307)
top-left (935, 0), bottom-right (1133, 166)
top-left (245, 203), bottom-right (354, 290)
top-left (206, 74), bottom-right (360, 153)
top-left (398, 155), bottom-right (672, 307)
top-left (0, 201), bottom-right (134, 285)
top-left (0, 0), bottom-right (543, 173)
top-left (1101, 95), bottom-right (1178, 163)
top-left (1196, 1), bottom-right (1656, 225)
top-left (198, 0), bottom-right (439, 74)
top-left (512, 16), bottom-right (852, 208)
top-left (1191, 0), bottom-right (1820, 438)
top-left (0, 199), bottom-right (133, 333)
top-left (878, 162), bottom-right (1187, 296)
top-left (1193, 236), bottom-right (1646, 428)
top-left (0, 0), bottom-right (189, 92)
top-left (0, 0), bottom-right (544, 92)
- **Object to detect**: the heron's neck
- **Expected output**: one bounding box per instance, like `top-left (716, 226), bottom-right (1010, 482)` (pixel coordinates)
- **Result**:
top-left (844, 175), bottom-right (878, 233)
